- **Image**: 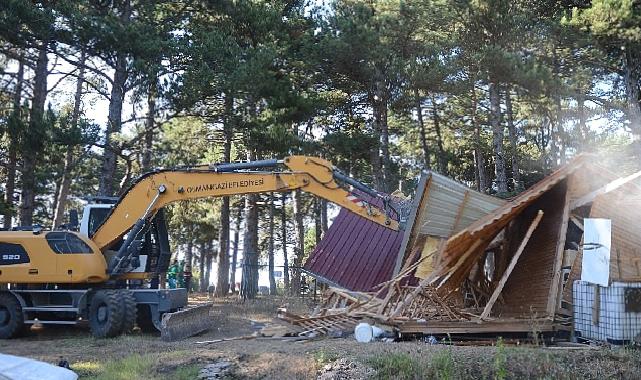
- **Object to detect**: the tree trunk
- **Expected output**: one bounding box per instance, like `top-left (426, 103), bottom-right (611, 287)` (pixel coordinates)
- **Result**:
top-left (320, 200), bottom-right (328, 234)
top-left (241, 192), bottom-right (259, 299)
top-left (472, 82), bottom-right (488, 192)
top-left (141, 80), bottom-right (156, 172)
top-left (20, 42), bottom-right (48, 226)
top-left (415, 89), bottom-right (431, 170)
top-left (432, 98), bottom-right (447, 175)
top-left (489, 81), bottom-right (508, 193)
top-left (577, 95), bottom-right (588, 148)
top-left (370, 90), bottom-right (385, 191)
top-left (216, 94), bottom-right (234, 296)
top-left (3, 52), bottom-right (24, 229)
top-left (314, 199), bottom-right (322, 244)
top-left (549, 48), bottom-right (562, 167)
top-left (240, 149), bottom-right (259, 299)
top-left (281, 192), bottom-right (290, 293)
top-left (230, 203), bottom-right (242, 293)
top-left (199, 243), bottom-right (206, 292)
top-left (205, 248), bottom-right (213, 292)
top-left (53, 52), bottom-right (86, 228)
top-left (624, 48), bottom-right (641, 144)
top-left (290, 190), bottom-right (305, 295)
top-left (505, 86), bottom-right (521, 192)
top-left (99, 50), bottom-right (128, 196)
top-left (268, 193), bottom-right (277, 295)
top-left (184, 240), bottom-right (193, 292)
top-left (99, 1), bottom-right (132, 196)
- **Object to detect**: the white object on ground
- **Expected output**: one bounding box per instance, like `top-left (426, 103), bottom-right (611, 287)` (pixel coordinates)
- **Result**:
top-left (354, 323), bottom-right (384, 343)
top-left (0, 354), bottom-right (77, 380)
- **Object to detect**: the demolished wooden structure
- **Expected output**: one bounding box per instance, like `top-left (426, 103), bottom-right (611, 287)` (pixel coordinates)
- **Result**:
top-left (286, 156), bottom-right (641, 339)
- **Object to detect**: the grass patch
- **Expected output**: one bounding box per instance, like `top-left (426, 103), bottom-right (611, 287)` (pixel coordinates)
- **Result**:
top-left (87, 354), bottom-right (155, 380)
top-left (430, 348), bottom-right (455, 380)
top-left (73, 353), bottom-right (203, 380)
top-left (172, 363), bottom-right (201, 380)
top-left (368, 352), bottom-right (424, 380)
top-left (314, 348), bottom-right (339, 368)
top-left (71, 361), bottom-right (102, 378)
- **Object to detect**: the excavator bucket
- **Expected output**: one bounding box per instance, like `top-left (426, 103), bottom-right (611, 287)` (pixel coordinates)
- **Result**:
top-left (160, 303), bottom-right (214, 341)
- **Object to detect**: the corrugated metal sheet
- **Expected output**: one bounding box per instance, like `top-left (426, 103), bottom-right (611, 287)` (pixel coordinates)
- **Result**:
top-left (393, 171), bottom-right (505, 276)
top-left (418, 172), bottom-right (506, 238)
top-left (304, 192), bottom-right (403, 292)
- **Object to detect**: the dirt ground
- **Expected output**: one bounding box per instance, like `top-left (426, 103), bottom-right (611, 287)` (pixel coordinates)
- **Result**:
top-left (1, 296), bottom-right (640, 379)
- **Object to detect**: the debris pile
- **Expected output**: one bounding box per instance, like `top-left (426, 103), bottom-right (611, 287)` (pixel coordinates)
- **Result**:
top-left (290, 156), bottom-right (641, 343)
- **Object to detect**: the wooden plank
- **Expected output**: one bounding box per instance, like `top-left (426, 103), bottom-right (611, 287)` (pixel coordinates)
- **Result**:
top-left (392, 173), bottom-right (431, 276)
top-left (480, 210), bottom-right (544, 320)
top-left (437, 239), bottom-right (484, 289)
top-left (547, 188), bottom-right (571, 316)
top-left (569, 214), bottom-right (583, 231)
top-left (399, 320), bottom-right (560, 334)
top-left (450, 190), bottom-right (470, 235)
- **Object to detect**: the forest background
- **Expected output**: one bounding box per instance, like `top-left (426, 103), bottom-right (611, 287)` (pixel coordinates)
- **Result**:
top-left (0, 0), bottom-right (639, 296)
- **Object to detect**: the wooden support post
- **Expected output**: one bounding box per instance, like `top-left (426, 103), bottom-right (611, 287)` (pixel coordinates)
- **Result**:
top-left (548, 191), bottom-right (572, 316)
top-left (480, 210), bottom-right (544, 320)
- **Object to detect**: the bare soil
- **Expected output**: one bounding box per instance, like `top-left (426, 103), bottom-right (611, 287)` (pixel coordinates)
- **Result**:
top-left (0, 295), bottom-right (640, 379)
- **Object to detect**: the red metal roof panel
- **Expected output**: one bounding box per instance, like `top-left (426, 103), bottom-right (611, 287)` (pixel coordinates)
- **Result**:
top-left (304, 193), bottom-right (404, 292)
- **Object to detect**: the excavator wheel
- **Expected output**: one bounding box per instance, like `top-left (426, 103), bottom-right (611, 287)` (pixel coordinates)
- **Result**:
top-left (0, 292), bottom-right (25, 339)
top-left (88, 290), bottom-right (124, 338)
top-left (119, 290), bottom-right (137, 334)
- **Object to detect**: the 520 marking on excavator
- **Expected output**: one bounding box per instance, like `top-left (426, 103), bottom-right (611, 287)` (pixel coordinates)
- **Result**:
top-left (2, 255), bottom-right (21, 260)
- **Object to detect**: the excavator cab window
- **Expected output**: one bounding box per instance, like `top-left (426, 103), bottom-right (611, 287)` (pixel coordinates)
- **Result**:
top-left (88, 207), bottom-right (112, 237)
top-left (46, 232), bottom-right (93, 254)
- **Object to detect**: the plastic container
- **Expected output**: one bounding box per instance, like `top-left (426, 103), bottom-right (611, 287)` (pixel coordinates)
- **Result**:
top-left (354, 323), bottom-right (384, 343)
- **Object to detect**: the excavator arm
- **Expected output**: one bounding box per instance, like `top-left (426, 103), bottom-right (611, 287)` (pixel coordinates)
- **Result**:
top-left (92, 156), bottom-right (399, 273)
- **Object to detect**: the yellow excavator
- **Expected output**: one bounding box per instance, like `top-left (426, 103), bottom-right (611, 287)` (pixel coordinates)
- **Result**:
top-left (0, 156), bottom-right (399, 339)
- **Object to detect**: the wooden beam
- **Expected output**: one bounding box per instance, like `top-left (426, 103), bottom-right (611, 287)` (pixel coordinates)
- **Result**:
top-left (436, 239), bottom-right (484, 289)
top-left (480, 210), bottom-right (544, 320)
top-left (548, 189), bottom-right (572, 316)
top-left (450, 190), bottom-right (470, 235)
top-left (569, 214), bottom-right (583, 231)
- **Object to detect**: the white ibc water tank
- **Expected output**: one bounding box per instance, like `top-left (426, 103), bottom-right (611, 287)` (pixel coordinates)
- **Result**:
top-left (573, 280), bottom-right (641, 344)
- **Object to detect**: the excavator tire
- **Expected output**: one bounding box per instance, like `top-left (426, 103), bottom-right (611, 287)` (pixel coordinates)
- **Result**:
top-left (89, 290), bottom-right (124, 338)
top-left (0, 292), bottom-right (25, 339)
top-left (119, 290), bottom-right (137, 334)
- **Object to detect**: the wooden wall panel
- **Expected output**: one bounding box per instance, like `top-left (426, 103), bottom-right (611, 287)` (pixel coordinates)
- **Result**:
top-left (590, 194), bottom-right (641, 281)
top-left (496, 181), bottom-right (567, 318)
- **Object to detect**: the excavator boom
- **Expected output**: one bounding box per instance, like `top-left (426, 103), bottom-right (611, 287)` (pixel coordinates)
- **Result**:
top-left (92, 156), bottom-right (399, 252)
